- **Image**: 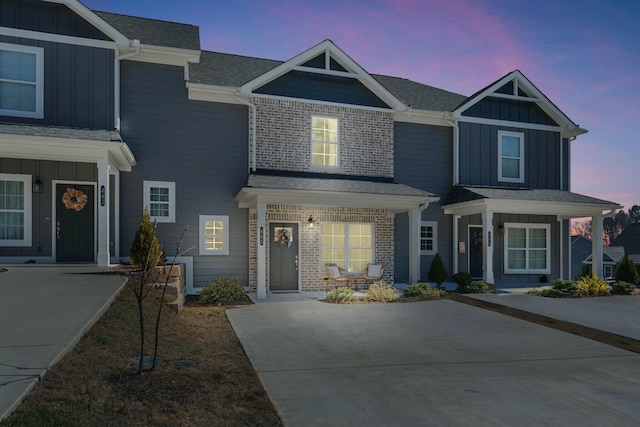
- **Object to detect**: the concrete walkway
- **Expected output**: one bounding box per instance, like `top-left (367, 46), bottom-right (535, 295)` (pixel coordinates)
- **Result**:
top-left (0, 265), bottom-right (124, 419)
top-left (227, 298), bottom-right (640, 427)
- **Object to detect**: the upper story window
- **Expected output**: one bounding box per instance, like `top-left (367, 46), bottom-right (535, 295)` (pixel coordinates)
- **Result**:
top-left (420, 221), bottom-right (437, 255)
top-left (498, 130), bottom-right (524, 183)
top-left (311, 116), bottom-right (338, 167)
top-left (0, 43), bottom-right (44, 119)
top-left (0, 173), bottom-right (32, 247)
top-left (143, 181), bottom-right (175, 223)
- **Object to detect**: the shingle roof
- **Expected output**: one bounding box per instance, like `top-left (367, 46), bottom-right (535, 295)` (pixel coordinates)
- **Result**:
top-left (0, 123), bottom-right (122, 142)
top-left (442, 186), bottom-right (619, 207)
top-left (372, 74), bottom-right (467, 111)
top-left (611, 223), bottom-right (640, 255)
top-left (246, 174), bottom-right (435, 198)
top-left (189, 51), bottom-right (282, 87)
top-left (94, 11), bottom-right (200, 50)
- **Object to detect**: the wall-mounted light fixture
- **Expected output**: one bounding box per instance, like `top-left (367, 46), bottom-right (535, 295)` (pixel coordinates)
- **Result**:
top-left (498, 224), bottom-right (505, 235)
top-left (33, 176), bottom-right (43, 194)
top-left (308, 215), bottom-right (315, 227)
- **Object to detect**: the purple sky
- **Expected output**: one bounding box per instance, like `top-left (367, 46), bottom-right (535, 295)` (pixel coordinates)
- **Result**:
top-left (83, 0), bottom-right (640, 212)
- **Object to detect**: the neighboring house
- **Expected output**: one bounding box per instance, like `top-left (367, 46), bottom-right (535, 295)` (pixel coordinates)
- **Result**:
top-left (583, 245), bottom-right (625, 279)
top-left (611, 223), bottom-right (640, 270)
top-left (570, 235), bottom-right (592, 278)
top-left (0, 0), bottom-right (621, 298)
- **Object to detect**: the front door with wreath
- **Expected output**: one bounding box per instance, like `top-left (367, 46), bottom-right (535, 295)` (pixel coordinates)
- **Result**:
top-left (269, 223), bottom-right (299, 291)
top-left (56, 183), bottom-right (95, 262)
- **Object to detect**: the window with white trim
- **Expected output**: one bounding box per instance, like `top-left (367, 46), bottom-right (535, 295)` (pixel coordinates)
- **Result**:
top-left (604, 265), bottom-right (613, 277)
top-left (320, 222), bottom-right (373, 272)
top-left (420, 221), bottom-right (437, 255)
top-left (199, 215), bottom-right (229, 255)
top-left (504, 223), bottom-right (550, 274)
top-left (498, 130), bottom-right (524, 183)
top-left (0, 43), bottom-right (44, 119)
top-left (143, 181), bottom-right (175, 223)
top-left (0, 174), bottom-right (31, 246)
top-left (311, 116), bottom-right (338, 167)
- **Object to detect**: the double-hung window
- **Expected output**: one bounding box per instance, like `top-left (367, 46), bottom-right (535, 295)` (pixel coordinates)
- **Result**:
top-left (0, 43), bottom-right (44, 118)
top-left (311, 116), bottom-right (338, 167)
top-left (0, 174), bottom-right (31, 246)
top-left (420, 221), bottom-right (437, 255)
top-left (498, 130), bottom-right (524, 183)
top-left (504, 223), bottom-right (550, 274)
top-left (143, 181), bottom-right (175, 223)
top-left (320, 223), bottom-right (373, 272)
top-left (199, 215), bottom-right (229, 255)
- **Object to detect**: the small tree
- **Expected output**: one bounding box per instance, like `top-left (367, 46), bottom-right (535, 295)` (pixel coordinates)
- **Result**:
top-left (428, 253), bottom-right (447, 289)
top-left (130, 207), bottom-right (162, 272)
top-left (615, 249), bottom-right (639, 285)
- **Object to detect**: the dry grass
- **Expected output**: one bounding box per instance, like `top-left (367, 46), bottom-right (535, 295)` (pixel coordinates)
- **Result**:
top-left (1, 287), bottom-right (282, 427)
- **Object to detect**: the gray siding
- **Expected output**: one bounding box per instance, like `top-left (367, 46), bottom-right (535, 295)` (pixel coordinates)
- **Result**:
top-left (0, 158), bottom-right (97, 258)
top-left (119, 61), bottom-right (249, 287)
top-left (0, 36), bottom-right (114, 129)
top-left (394, 122), bottom-right (453, 282)
top-left (458, 122), bottom-right (562, 189)
top-left (255, 71), bottom-right (389, 109)
top-left (462, 96), bottom-right (558, 126)
top-left (1, 0), bottom-right (110, 40)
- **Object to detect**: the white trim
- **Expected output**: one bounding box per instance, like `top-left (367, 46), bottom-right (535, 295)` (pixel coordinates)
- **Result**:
top-left (0, 43), bottom-right (44, 119)
top-left (52, 180), bottom-right (97, 263)
top-left (0, 173), bottom-right (32, 247)
top-left (199, 215), bottom-right (230, 255)
top-left (0, 26), bottom-right (116, 50)
top-left (250, 93), bottom-right (394, 113)
top-left (498, 130), bottom-right (525, 183)
top-left (143, 181), bottom-right (176, 223)
top-left (126, 45), bottom-right (200, 67)
top-left (186, 83), bottom-right (242, 104)
top-left (395, 109), bottom-right (452, 126)
top-left (456, 115), bottom-right (564, 133)
top-left (504, 222), bottom-right (551, 274)
top-left (420, 221), bottom-right (437, 255)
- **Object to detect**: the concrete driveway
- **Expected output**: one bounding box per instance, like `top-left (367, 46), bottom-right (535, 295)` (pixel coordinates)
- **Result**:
top-left (0, 265), bottom-right (124, 419)
top-left (227, 299), bottom-right (640, 427)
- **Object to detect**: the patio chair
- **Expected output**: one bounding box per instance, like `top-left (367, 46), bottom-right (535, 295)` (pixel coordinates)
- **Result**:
top-left (362, 263), bottom-right (384, 289)
top-left (325, 263), bottom-right (350, 292)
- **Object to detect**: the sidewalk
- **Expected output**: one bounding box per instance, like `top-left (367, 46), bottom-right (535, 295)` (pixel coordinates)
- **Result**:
top-left (0, 265), bottom-right (124, 419)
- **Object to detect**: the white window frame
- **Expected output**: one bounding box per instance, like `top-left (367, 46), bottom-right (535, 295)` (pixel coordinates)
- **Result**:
top-left (504, 222), bottom-right (550, 274)
top-left (498, 130), bottom-right (525, 183)
top-left (311, 115), bottom-right (339, 168)
top-left (0, 173), bottom-right (32, 247)
top-left (420, 221), bottom-right (437, 255)
top-left (199, 215), bottom-right (229, 255)
top-left (143, 181), bottom-right (175, 223)
top-left (604, 265), bottom-right (613, 277)
top-left (319, 222), bottom-right (373, 273)
top-left (0, 43), bottom-right (44, 119)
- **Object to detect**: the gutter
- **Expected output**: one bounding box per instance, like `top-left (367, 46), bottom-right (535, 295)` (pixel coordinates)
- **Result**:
top-left (444, 115), bottom-right (459, 185)
top-left (233, 94), bottom-right (257, 173)
top-left (114, 40), bottom-right (141, 131)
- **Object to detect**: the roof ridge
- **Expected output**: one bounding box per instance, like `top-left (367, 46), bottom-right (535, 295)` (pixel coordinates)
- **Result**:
top-left (93, 10), bottom-right (198, 28)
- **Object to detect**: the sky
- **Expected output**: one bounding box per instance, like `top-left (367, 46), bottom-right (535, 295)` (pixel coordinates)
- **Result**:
top-left (82, 0), bottom-right (640, 212)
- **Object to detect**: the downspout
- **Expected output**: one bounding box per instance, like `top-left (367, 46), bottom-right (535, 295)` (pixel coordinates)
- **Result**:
top-left (114, 40), bottom-right (141, 131)
top-left (444, 115), bottom-right (459, 185)
top-left (233, 94), bottom-right (257, 173)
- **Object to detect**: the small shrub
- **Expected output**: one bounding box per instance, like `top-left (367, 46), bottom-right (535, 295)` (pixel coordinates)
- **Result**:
top-left (364, 281), bottom-right (400, 302)
top-left (428, 253), bottom-right (448, 288)
top-left (326, 286), bottom-right (356, 303)
top-left (575, 272), bottom-right (610, 297)
top-left (615, 250), bottom-right (640, 285)
top-left (610, 281), bottom-right (636, 295)
top-left (529, 280), bottom-right (579, 298)
top-left (458, 280), bottom-right (490, 293)
top-left (199, 276), bottom-right (246, 305)
top-left (403, 282), bottom-right (446, 299)
top-left (452, 272), bottom-right (472, 289)
top-left (575, 264), bottom-right (591, 280)
top-left (130, 207), bottom-right (163, 272)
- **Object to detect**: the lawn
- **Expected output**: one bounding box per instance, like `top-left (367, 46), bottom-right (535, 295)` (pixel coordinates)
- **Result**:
top-left (0, 286), bottom-right (282, 427)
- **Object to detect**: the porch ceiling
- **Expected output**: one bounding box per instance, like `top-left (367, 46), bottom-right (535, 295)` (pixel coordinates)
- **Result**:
top-left (0, 124), bottom-right (136, 171)
top-left (442, 186), bottom-right (621, 218)
top-left (235, 173), bottom-right (438, 211)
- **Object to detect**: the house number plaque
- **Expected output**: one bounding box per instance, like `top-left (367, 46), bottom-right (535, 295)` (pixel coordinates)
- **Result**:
top-left (100, 185), bottom-right (105, 206)
top-left (260, 227), bottom-right (264, 246)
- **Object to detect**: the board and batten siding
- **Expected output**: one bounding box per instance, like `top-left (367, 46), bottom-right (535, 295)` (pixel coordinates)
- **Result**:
top-left (0, 36), bottom-right (114, 129)
top-left (393, 122), bottom-right (453, 282)
top-left (458, 122), bottom-right (562, 189)
top-left (119, 61), bottom-right (249, 288)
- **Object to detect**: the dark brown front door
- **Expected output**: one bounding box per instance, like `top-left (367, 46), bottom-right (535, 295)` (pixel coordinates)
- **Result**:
top-left (56, 184), bottom-right (94, 262)
top-left (469, 226), bottom-right (483, 279)
top-left (269, 223), bottom-right (299, 291)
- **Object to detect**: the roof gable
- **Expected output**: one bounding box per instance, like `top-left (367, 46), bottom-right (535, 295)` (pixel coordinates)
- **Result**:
top-left (452, 70), bottom-right (586, 136)
top-left (240, 40), bottom-right (406, 111)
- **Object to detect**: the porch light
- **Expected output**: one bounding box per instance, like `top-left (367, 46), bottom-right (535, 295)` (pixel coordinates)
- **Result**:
top-left (498, 223), bottom-right (505, 235)
top-left (308, 215), bottom-right (315, 227)
top-left (33, 176), bottom-right (43, 193)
